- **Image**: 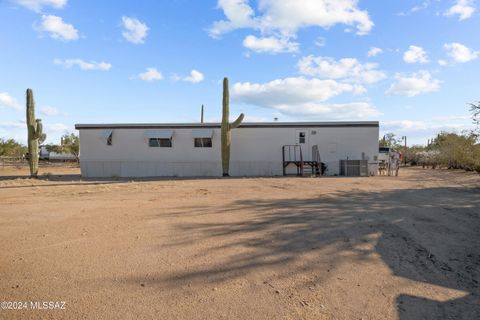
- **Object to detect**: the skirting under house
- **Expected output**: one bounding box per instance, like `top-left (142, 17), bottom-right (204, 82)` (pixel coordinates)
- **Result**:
top-left (74, 121), bottom-right (379, 178)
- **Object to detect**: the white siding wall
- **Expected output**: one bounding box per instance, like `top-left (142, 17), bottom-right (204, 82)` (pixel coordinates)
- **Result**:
top-left (79, 128), bottom-right (222, 177)
top-left (78, 125), bottom-right (379, 177)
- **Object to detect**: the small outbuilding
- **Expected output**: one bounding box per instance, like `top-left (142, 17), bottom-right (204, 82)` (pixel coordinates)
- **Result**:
top-left (75, 121), bottom-right (379, 178)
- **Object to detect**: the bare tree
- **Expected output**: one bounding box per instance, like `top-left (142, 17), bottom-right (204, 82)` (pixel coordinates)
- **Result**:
top-left (470, 102), bottom-right (480, 125)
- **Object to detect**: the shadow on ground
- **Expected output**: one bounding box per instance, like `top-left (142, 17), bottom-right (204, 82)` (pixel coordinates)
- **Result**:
top-left (133, 185), bottom-right (479, 319)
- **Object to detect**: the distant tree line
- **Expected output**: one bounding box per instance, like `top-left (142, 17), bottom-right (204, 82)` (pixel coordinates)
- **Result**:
top-left (0, 138), bottom-right (27, 157)
top-left (0, 133), bottom-right (79, 162)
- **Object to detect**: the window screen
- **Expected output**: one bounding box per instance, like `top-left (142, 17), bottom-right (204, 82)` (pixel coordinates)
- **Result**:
top-left (194, 138), bottom-right (212, 148)
top-left (149, 138), bottom-right (172, 148)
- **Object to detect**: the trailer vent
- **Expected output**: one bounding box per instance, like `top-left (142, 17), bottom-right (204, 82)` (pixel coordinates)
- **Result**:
top-left (340, 160), bottom-right (368, 177)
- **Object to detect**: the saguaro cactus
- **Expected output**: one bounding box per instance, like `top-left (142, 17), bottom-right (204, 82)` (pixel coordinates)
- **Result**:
top-left (26, 89), bottom-right (46, 178)
top-left (221, 77), bottom-right (244, 176)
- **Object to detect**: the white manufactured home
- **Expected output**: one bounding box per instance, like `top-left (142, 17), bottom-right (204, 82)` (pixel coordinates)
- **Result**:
top-left (75, 121), bottom-right (379, 178)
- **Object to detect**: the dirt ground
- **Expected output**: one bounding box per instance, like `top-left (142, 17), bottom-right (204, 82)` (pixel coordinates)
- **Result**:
top-left (0, 165), bottom-right (479, 320)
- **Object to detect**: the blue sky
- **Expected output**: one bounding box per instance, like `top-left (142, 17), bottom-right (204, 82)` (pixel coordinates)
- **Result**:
top-left (0, 0), bottom-right (479, 145)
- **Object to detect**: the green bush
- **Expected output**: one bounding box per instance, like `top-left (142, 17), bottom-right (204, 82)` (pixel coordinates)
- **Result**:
top-left (432, 131), bottom-right (479, 172)
top-left (0, 138), bottom-right (27, 157)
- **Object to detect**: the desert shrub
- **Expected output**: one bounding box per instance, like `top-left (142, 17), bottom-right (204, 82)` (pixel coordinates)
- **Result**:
top-left (408, 145), bottom-right (428, 166)
top-left (0, 138), bottom-right (27, 157)
top-left (415, 150), bottom-right (440, 168)
top-left (431, 132), bottom-right (479, 172)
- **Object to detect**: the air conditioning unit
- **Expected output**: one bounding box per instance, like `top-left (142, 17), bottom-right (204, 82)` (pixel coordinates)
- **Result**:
top-left (340, 160), bottom-right (368, 177)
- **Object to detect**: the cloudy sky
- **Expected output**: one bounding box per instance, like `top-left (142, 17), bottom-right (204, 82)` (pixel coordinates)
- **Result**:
top-left (0, 0), bottom-right (478, 145)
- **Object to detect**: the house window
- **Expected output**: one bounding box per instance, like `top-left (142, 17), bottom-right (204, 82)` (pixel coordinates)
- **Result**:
top-left (149, 138), bottom-right (172, 148)
top-left (101, 129), bottom-right (113, 146)
top-left (194, 137), bottom-right (212, 148)
top-left (144, 130), bottom-right (174, 147)
top-left (299, 132), bottom-right (306, 144)
top-left (107, 132), bottom-right (113, 146)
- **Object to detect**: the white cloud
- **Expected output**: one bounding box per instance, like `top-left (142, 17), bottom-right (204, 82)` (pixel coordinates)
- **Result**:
top-left (444, 0), bottom-right (476, 20)
top-left (262, 0), bottom-right (374, 36)
top-left (272, 102), bottom-right (380, 119)
top-left (184, 70), bottom-right (204, 83)
top-left (209, 0), bottom-right (257, 38)
top-left (39, 14), bottom-right (78, 41)
top-left (0, 121), bottom-right (25, 129)
top-left (13, 0), bottom-right (66, 12)
top-left (232, 77), bottom-right (355, 105)
top-left (444, 42), bottom-right (479, 63)
top-left (382, 117), bottom-right (473, 137)
top-left (438, 59), bottom-right (448, 66)
top-left (243, 35), bottom-right (299, 54)
top-left (138, 68), bottom-right (163, 81)
top-left (411, 2), bottom-right (431, 13)
top-left (209, 0), bottom-right (374, 52)
top-left (40, 106), bottom-right (67, 116)
top-left (231, 77), bottom-right (380, 119)
top-left (384, 120), bottom-right (429, 131)
top-left (53, 58), bottom-right (111, 71)
top-left (46, 123), bottom-right (68, 132)
top-left (367, 47), bottom-right (383, 57)
top-left (297, 55), bottom-right (386, 84)
top-left (403, 45), bottom-right (429, 64)
top-left (121, 16), bottom-right (149, 44)
top-left (385, 71), bottom-right (441, 97)
top-left (173, 70), bottom-right (205, 83)
top-left (0, 92), bottom-right (21, 111)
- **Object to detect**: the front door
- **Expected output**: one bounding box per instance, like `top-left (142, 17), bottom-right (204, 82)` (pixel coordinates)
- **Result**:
top-left (295, 129), bottom-right (310, 161)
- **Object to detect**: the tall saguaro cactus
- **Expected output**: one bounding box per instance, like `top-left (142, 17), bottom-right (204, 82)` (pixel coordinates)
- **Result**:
top-left (221, 77), bottom-right (244, 176)
top-left (26, 89), bottom-right (46, 178)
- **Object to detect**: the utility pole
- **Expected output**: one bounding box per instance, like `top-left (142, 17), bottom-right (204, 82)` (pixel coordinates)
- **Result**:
top-left (402, 136), bottom-right (407, 167)
top-left (201, 104), bottom-right (204, 123)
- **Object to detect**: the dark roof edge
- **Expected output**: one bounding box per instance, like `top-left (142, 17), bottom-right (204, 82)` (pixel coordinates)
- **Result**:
top-left (75, 121), bottom-right (379, 130)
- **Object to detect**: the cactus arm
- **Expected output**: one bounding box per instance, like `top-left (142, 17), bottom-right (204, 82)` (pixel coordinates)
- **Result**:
top-left (35, 120), bottom-right (41, 139)
top-left (35, 119), bottom-right (46, 143)
top-left (229, 113), bottom-right (244, 129)
top-left (33, 119), bottom-right (43, 139)
top-left (39, 133), bottom-right (47, 145)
